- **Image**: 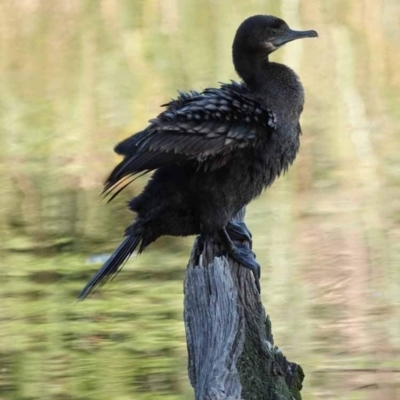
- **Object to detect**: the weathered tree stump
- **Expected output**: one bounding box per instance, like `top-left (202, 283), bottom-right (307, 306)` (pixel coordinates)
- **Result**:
top-left (184, 208), bottom-right (304, 400)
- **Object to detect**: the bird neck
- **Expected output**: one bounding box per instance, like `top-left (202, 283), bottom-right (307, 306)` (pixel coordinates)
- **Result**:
top-left (233, 50), bottom-right (272, 89)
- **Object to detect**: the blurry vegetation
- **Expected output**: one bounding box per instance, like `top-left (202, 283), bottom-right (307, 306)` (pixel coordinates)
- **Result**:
top-left (0, 0), bottom-right (399, 399)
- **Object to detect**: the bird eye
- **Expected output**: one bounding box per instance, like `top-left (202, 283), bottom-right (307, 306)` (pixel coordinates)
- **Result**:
top-left (270, 29), bottom-right (277, 35)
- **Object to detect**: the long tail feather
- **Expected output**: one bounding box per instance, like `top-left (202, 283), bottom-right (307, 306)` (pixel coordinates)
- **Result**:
top-left (78, 235), bottom-right (142, 301)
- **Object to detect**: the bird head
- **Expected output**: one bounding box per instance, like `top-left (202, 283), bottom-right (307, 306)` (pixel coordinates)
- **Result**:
top-left (233, 15), bottom-right (318, 57)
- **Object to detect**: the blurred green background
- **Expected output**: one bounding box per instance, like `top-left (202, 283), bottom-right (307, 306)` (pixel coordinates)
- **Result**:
top-left (0, 0), bottom-right (399, 399)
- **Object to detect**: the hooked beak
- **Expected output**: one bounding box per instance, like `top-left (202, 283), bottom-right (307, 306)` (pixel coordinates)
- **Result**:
top-left (271, 29), bottom-right (318, 47)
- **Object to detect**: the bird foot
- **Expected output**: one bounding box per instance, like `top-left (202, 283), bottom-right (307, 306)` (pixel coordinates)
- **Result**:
top-left (218, 227), bottom-right (260, 293)
top-left (226, 221), bottom-right (253, 248)
top-left (229, 244), bottom-right (261, 293)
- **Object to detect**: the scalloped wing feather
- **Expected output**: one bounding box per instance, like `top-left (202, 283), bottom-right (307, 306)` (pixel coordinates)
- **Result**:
top-left (105, 82), bottom-right (277, 198)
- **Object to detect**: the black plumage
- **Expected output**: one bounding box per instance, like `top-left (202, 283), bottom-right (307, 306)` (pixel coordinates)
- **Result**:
top-left (78, 15), bottom-right (317, 300)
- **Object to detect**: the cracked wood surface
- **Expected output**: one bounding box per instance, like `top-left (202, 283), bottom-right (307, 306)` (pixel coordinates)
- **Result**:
top-left (184, 209), bottom-right (304, 400)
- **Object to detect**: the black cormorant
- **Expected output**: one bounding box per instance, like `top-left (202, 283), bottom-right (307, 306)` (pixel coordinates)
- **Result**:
top-left (78, 15), bottom-right (317, 299)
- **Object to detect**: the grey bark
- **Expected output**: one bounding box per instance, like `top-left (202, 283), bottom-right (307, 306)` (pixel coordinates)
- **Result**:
top-left (184, 209), bottom-right (304, 400)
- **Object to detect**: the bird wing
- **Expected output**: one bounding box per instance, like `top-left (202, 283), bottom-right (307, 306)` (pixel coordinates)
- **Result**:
top-left (104, 82), bottom-right (277, 197)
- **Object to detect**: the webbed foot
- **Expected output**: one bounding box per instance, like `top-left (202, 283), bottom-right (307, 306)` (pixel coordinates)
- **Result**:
top-left (231, 244), bottom-right (260, 292)
top-left (226, 221), bottom-right (253, 249)
top-left (219, 227), bottom-right (261, 293)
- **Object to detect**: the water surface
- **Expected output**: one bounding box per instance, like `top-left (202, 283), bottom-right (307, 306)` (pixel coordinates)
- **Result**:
top-left (0, 1), bottom-right (399, 399)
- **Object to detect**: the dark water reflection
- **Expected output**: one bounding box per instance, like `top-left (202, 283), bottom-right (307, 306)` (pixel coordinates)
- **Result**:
top-left (0, 1), bottom-right (399, 399)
